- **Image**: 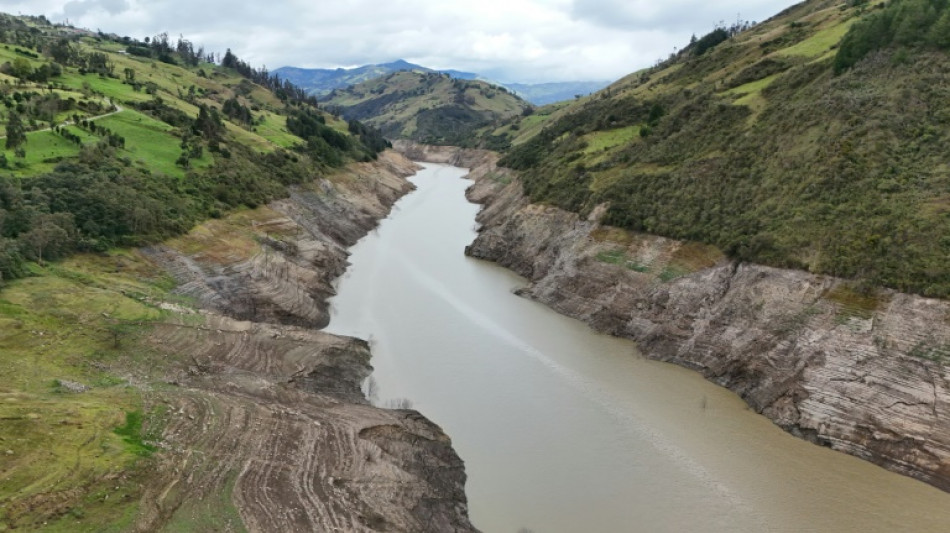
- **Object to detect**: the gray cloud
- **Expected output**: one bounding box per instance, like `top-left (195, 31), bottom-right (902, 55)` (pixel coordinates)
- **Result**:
top-left (570, 0), bottom-right (794, 32)
top-left (1, 0), bottom-right (798, 83)
top-left (61, 0), bottom-right (130, 18)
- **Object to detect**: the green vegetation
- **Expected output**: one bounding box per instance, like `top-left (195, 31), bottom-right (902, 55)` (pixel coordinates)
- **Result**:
top-left (498, 0), bottom-right (950, 298)
top-left (0, 14), bottom-right (390, 289)
top-left (835, 0), bottom-right (950, 73)
top-left (0, 13), bottom-right (393, 529)
top-left (113, 410), bottom-right (158, 456)
top-left (324, 71), bottom-right (530, 145)
top-left (0, 252), bottom-right (171, 531)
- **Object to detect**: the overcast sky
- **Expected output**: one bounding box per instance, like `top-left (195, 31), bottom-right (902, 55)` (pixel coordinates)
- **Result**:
top-left (2, 0), bottom-right (797, 83)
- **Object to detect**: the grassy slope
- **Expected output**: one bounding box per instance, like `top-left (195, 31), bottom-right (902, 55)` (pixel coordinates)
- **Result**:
top-left (499, 0), bottom-right (950, 297)
top-left (324, 70), bottom-right (530, 145)
top-left (0, 253), bottom-right (174, 531)
top-left (0, 17), bottom-right (373, 530)
top-left (1, 31), bottom-right (306, 178)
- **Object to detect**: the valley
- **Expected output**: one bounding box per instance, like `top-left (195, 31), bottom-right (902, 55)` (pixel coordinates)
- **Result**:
top-left (4, 0), bottom-right (950, 531)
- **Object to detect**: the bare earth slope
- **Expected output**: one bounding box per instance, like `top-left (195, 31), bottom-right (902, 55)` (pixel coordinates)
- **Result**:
top-left (398, 143), bottom-right (950, 493)
top-left (136, 151), bottom-right (477, 532)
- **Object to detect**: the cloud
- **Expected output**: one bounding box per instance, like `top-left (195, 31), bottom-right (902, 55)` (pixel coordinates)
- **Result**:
top-left (61, 0), bottom-right (130, 18)
top-left (570, 0), bottom-right (795, 32)
top-left (2, 0), bottom-right (799, 83)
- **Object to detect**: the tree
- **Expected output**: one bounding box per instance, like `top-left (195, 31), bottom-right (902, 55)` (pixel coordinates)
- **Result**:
top-left (10, 57), bottom-right (31, 80)
top-left (20, 213), bottom-right (74, 264)
top-left (5, 111), bottom-right (26, 154)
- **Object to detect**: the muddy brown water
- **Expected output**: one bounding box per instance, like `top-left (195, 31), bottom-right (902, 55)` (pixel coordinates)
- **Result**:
top-left (327, 163), bottom-right (950, 533)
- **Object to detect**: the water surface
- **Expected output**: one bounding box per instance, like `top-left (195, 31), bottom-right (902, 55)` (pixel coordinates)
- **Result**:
top-left (327, 163), bottom-right (950, 533)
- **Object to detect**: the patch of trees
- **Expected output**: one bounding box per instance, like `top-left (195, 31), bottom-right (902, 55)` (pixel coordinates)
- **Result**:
top-left (222, 96), bottom-right (253, 125)
top-left (285, 108), bottom-right (387, 164)
top-left (0, 141), bottom-right (319, 286)
top-left (222, 49), bottom-right (317, 107)
top-left (75, 118), bottom-right (125, 149)
top-left (1, 92), bottom-right (77, 130)
top-left (347, 120), bottom-right (390, 155)
top-left (53, 126), bottom-right (83, 146)
top-left (131, 97), bottom-right (192, 127)
top-left (0, 58), bottom-right (62, 83)
top-left (415, 105), bottom-right (491, 146)
top-left (835, 0), bottom-right (950, 73)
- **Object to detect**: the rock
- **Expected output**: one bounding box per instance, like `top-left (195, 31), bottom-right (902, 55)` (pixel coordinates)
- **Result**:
top-left (56, 380), bottom-right (89, 393)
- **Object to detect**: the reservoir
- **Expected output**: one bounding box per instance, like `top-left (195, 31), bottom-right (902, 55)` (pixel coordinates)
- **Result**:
top-left (326, 163), bottom-right (950, 532)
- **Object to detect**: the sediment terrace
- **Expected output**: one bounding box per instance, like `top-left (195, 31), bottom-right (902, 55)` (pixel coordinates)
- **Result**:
top-left (133, 151), bottom-right (477, 532)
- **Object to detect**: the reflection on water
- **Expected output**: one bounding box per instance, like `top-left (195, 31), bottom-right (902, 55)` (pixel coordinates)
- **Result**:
top-left (327, 163), bottom-right (950, 533)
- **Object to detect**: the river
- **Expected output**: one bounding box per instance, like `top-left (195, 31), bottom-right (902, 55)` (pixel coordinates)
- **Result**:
top-left (326, 163), bottom-right (950, 533)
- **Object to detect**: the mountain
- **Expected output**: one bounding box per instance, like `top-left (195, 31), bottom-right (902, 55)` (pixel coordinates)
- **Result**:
top-left (275, 61), bottom-right (608, 105)
top-left (506, 81), bottom-right (610, 105)
top-left (273, 60), bottom-right (478, 96)
top-left (324, 70), bottom-right (530, 145)
top-left (490, 0), bottom-right (950, 299)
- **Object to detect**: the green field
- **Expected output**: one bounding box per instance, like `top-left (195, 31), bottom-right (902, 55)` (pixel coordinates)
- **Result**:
top-left (0, 126), bottom-right (97, 176)
top-left (96, 109), bottom-right (212, 177)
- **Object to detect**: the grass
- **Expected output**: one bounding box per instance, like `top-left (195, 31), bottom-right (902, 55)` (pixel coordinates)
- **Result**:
top-left (823, 285), bottom-right (882, 321)
top-left (96, 109), bottom-right (212, 178)
top-left (253, 112), bottom-right (300, 148)
top-left (659, 266), bottom-right (689, 282)
top-left (778, 18), bottom-right (856, 58)
top-left (909, 341), bottom-right (950, 364)
top-left (582, 125), bottom-right (641, 156)
top-left (0, 127), bottom-right (97, 176)
top-left (113, 410), bottom-right (157, 457)
top-left (725, 74), bottom-right (780, 98)
top-left (160, 470), bottom-right (248, 533)
top-left (595, 248), bottom-right (652, 273)
top-left (0, 252), bottom-right (174, 530)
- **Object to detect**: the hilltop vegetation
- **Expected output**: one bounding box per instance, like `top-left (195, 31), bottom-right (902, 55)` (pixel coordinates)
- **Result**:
top-left (276, 60), bottom-right (608, 105)
top-left (274, 60), bottom-right (479, 96)
top-left (324, 70), bottom-right (531, 145)
top-left (0, 14), bottom-right (389, 287)
top-left (497, 0), bottom-right (950, 298)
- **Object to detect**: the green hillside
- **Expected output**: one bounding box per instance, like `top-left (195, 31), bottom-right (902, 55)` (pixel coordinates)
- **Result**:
top-left (0, 14), bottom-right (391, 530)
top-left (497, 0), bottom-right (950, 298)
top-left (0, 14), bottom-right (389, 285)
top-left (324, 70), bottom-right (531, 145)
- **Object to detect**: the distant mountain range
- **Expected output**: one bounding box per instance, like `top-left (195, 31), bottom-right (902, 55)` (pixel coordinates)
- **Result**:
top-left (273, 60), bottom-right (608, 106)
top-left (322, 70), bottom-right (529, 145)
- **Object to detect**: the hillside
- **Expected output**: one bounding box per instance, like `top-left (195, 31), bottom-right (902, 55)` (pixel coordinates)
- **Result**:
top-left (0, 14), bottom-right (391, 283)
top-left (324, 70), bottom-right (531, 145)
top-left (0, 14), bottom-right (477, 532)
top-left (493, 0), bottom-right (950, 298)
top-left (506, 81), bottom-right (610, 105)
top-left (276, 61), bottom-right (608, 105)
top-left (274, 60), bottom-right (479, 97)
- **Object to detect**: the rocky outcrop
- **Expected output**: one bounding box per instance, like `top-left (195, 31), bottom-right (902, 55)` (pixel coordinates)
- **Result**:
top-left (139, 150), bottom-right (477, 532)
top-left (400, 143), bottom-right (950, 493)
top-left (144, 152), bottom-right (418, 329)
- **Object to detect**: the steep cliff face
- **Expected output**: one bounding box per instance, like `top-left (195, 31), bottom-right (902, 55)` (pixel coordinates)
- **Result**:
top-left (144, 152), bottom-right (418, 329)
top-left (136, 150), bottom-right (477, 532)
top-left (399, 143), bottom-right (950, 493)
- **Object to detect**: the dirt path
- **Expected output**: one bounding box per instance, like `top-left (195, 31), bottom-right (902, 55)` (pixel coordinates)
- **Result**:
top-left (0, 102), bottom-right (124, 140)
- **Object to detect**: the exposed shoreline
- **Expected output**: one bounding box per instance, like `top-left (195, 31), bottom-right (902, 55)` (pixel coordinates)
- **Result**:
top-left (394, 140), bottom-right (950, 493)
top-left (137, 150), bottom-right (478, 532)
